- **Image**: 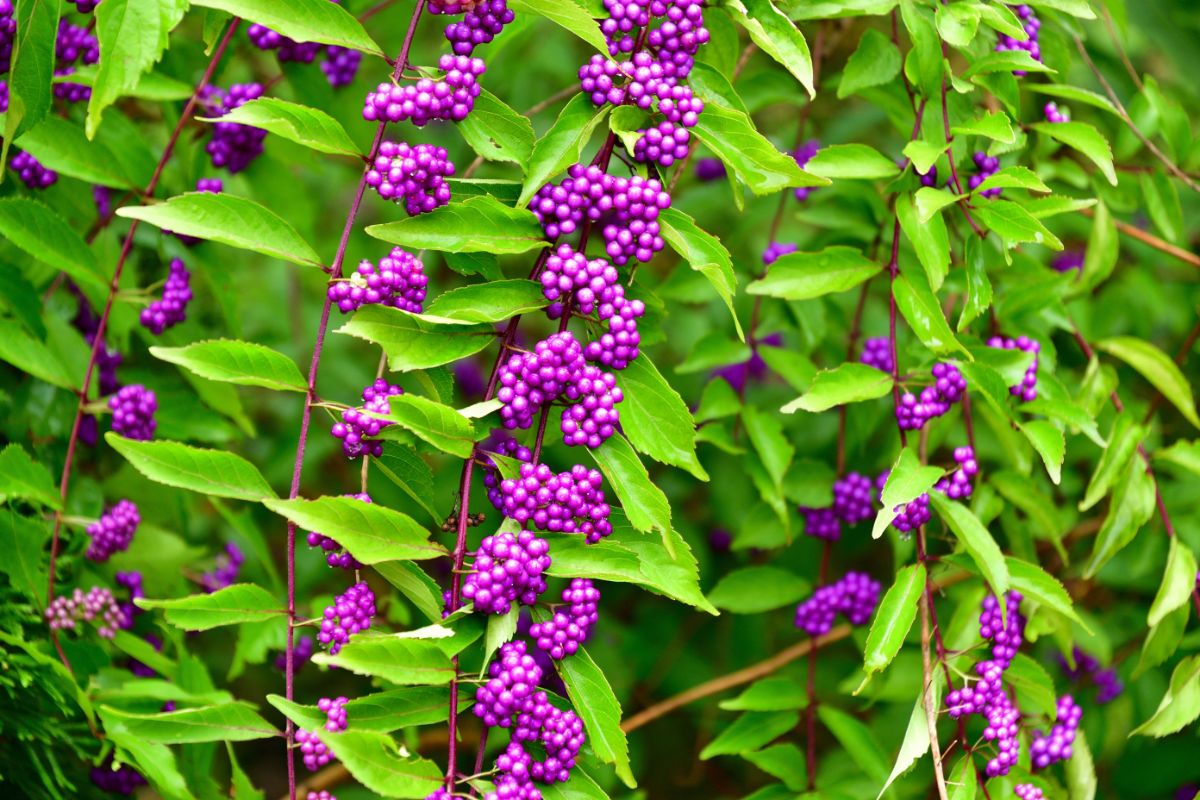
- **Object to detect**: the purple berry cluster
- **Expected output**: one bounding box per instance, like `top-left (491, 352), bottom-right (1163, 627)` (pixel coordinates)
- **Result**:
top-left (934, 446), bottom-right (979, 500)
top-left (10, 150), bottom-right (58, 189)
top-left (246, 0), bottom-right (360, 87)
top-left (321, 46), bottom-right (362, 88)
top-left (532, 163), bottom-right (671, 266)
top-left (859, 337), bottom-right (893, 373)
top-left (140, 258), bottom-right (193, 334)
top-left (1044, 102), bottom-right (1070, 123)
top-left (319, 582), bottom-right (375, 655)
top-left (462, 530), bottom-right (551, 614)
top-left (483, 434), bottom-right (533, 509)
top-left (1058, 647), bottom-right (1123, 704)
top-left (1051, 248), bottom-right (1085, 273)
top-left (793, 140), bottom-right (821, 201)
top-left (475, 641), bottom-right (544, 727)
top-left (895, 362), bottom-right (967, 431)
top-left (541, 244), bottom-right (618, 318)
top-left (331, 379), bottom-right (404, 459)
top-left (365, 141), bottom-right (455, 215)
top-left (832, 472), bottom-right (875, 525)
top-left (918, 165), bottom-right (938, 187)
top-left (201, 542), bottom-right (245, 592)
top-left (202, 83), bottom-right (268, 173)
top-left (799, 506), bottom-right (842, 541)
top-left (891, 492), bottom-right (931, 534)
top-left (109, 384), bottom-right (157, 440)
top-left (0, 1), bottom-right (12, 73)
top-left (54, 20), bottom-right (99, 103)
top-left (528, 579), bottom-right (600, 659)
top-left (363, 54), bottom-right (486, 126)
top-left (115, 570), bottom-right (144, 625)
top-left (987, 335), bottom-right (1040, 401)
top-left (793, 572), bottom-right (881, 636)
top-left (443, 0), bottom-right (514, 55)
top-left (85, 499), bottom-right (140, 562)
top-left (295, 726), bottom-right (333, 772)
top-left (559, 364), bottom-right (624, 447)
top-left (1030, 695), bottom-right (1083, 769)
top-left (694, 157), bottom-right (725, 181)
top-left (979, 591), bottom-right (1026, 667)
top-left (307, 494), bottom-right (370, 569)
top-left (762, 241), bottom-right (798, 265)
top-left (45, 586), bottom-right (124, 639)
top-left (68, 0), bottom-right (102, 12)
top-left (330, 247), bottom-right (427, 313)
top-left (91, 756), bottom-right (146, 795)
top-left (995, 4), bottom-right (1042, 75)
top-left (499, 463), bottom-right (613, 543)
top-left (969, 151), bottom-right (1002, 198)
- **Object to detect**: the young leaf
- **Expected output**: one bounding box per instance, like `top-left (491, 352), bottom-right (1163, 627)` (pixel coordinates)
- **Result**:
top-left (1131, 655), bottom-right (1200, 737)
top-left (378, 394), bottom-right (479, 458)
top-left (423, 280), bottom-right (548, 323)
top-left (138, 584), bottom-right (283, 631)
top-left (1134, 603), bottom-right (1189, 678)
top-left (191, 0), bottom-right (382, 54)
top-left (707, 567), bottom-right (809, 614)
top-left (972, 200), bottom-right (1064, 250)
top-left (878, 683), bottom-right (940, 798)
top-left (519, 94), bottom-right (611, 208)
top-left (588, 434), bottom-right (672, 536)
top-left (95, 704), bottom-right (278, 743)
top-left (746, 246), bottom-right (880, 300)
top-left (0, 199), bottom-right (103, 295)
top-left (862, 563), bottom-right (925, 679)
top-left (0, 444), bottom-right (61, 510)
top-left (117, 193), bottom-right (323, 267)
top-left (263, 497), bottom-right (445, 564)
top-left (105, 434), bottom-right (277, 501)
top-left (699, 711), bottom-right (800, 760)
top-left (198, 97), bottom-right (360, 157)
top-left (366, 196), bottom-right (549, 255)
top-left (1066, 730), bottom-right (1098, 800)
top-left (556, 646), bottom-right (635, 787)
top-left (1086, 457), bottom-right (1156, 577)
top-left (657, 208), bottom-right (742, 338)
top-left (872, 449), bottom-right (943, 539)
top-left (617, 356), bottom-right (707, 481)
top-left (508, 0), bottom-right (608, 55)
top-left (950, 110), bottom-right (1017, 144)
top-left (457, 87), bottom-right (537, 168)
top-left (1079, 415), bottom-right (1143, 511)
top-left (1030, 121), bottom-right (1117, 186)
top-left (692, 102), bottom-right (826, 195)
top-left (929, 493), bottom-right (1010, 600)
top-left (1019, 420), bottom-right (1065, 485)
top-left (781, 363), bottom-right (892, 414)
top-left (1147, 538), bottom-right (1198, 627)
top-left (724, 0), bottom-right (814, 97)
top-left (1097, 336), bottom-right (1200, 430)
top-left (150, 340), bottom-right (306, 393)
top-left (806, 144), bottom-right (901, 180)
top-left (838, 28), bottom-right (901, 98)
top-left (935, 2), bottom-right (980, 47)
top-left (958, 235), bottom-right (993, 331)
top-left (337, 306), bottom-right (495, 372)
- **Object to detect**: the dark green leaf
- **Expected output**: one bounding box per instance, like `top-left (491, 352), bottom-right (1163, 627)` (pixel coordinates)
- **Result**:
top-left (617, 355), bottom-right (707, 480)
top-left (817, 706), bottom-right (889, 783)
top-left (458, 88), bottom-right (536, 168)
top-left (700, 711), bottom-right (799, 760)
top-left (806, 144), bottom-right (900, 180)
top-left (96, 704), bottom-right (278, 744)
top-left (0, 198), bottom-right (103, 295)
top-left (707, 567), bottom-right (809, 614)
top-left (0, 445), bottom-right (60, 509)
top-left (862, 563), bottom-right (925, 678)
top-left (692, 101), bottom-right (825, 196)
top-left (0, 509), bottom-right (48, 605)
top-left (3, 0), bottom-right (60, 148)
top-left (556, 646), bottom-right (635, 787)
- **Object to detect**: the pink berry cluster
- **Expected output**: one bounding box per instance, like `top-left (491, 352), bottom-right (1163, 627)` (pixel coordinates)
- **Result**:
top-left (896, 362), bottom-right (968, 430)
top-left (115, 570), bottom-right (144, 625)
top-left (246, 0), bottom-right (361, 87)
top-left (331, 379), bottom-right (405, 459)
top-left (532, 163), bottom-right (671, 266)
top-left (793, 572), bottom-right (881, 636)
top-left (85, 499), bottom-right (140, 562)
top-left (90, 756), bottom-right (146, 795)
top-left (45, 586), bottom-right (125, 639)
top-left (140, 258), bottom-right (193, 335)
top-left (1015, 786), bottom-right (1045, 800)
top-left (462, 530), bottom-right (551, 615)
top-left (996, 4), bottom-right (1042, 75)
top-left (859, 336), bottom-right (893, 373)
top-left (318, 582), bottom-right (375, 655)
top-left (793, 140), bottom-right (821, 200)
top-left (53, 20), bottom-right (99, 103)
top-left (201, 542), bottom-right (245, 592)
top-left (365, 140), bottom-right (455, 215)
top-left (330, 247), bottom-right (428, 313)
top-left (498, 463), bottom-right (613, 543)
top-left (988, 334), bottom-right (1040, 401)
top-left (308, 793), bottom-right (337, 800)
top-left (10, 150), bottom-right (58, 189)
top-left (1030, 695), bottom-right (1083, 769)
top-left (109, 384), bottom-right (157, 440)
top-left (969, 151), bottom-right (1002, 198)
top-left (307, 494), bottom-right (370, 569)
top-left (528, 579), bottom-right (600, 659)
top-left (201, 83), bottom-right (268, 173)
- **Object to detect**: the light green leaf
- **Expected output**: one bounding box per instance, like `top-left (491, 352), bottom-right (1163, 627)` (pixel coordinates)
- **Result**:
top-left (263, 496), bottom-right (444, 564)
top-left (1147, 537), bottom-right (1198, 627)
top-left (588, 434), bottom-right (672, 536)
top-left (699, 711), bottom-right (799, 760)
top-left (380, 393), bottom-right (479, 458)
top-left (366, 196), bottom-right (549, 255)
top-left (914, 187), bottom-right (964, 223)
top-left (1131, 654), bottom-right (1200, 737)
top-left (1134, 603), bottom-right (1189, 678)
top-left (935, 2), bottom-right (980, 47)
top-left (929, 493), bottom-right (1010, 600)
top-left (0, 320), bottom-right (74, 390)
top-left (313, 628), bottom-right (478, 685)
top-left (337, 306), bottom-right (494, 372)
top-left (138, 584), bottom-right (283, 631)
top-left (106, 434), bottom-right (276, 501)
top-left (1157, 440), bottom-right (1200, 477)
top-left (1019, 420), bottom-right (1065, 484)
top-left (199, 97), bottom-right (359, 157)
top-left (457, 87), bottom-right (537, 168)
top-left (657, 208), bottom-right (742, 338)
top-left (323, 730), bottom-right (443, 798)
top-left (0, 445), bottom-right (60, 509)
top-left (972, 200), bottom-right (1063, 250)
top-left (724, 0), bottom-right (814, 97)
top-left (423, 279), bottom-right (548, 323)
top-left (897, 193), bottom-right (949, 291)
top-left (872, 449), bottom-right (944, 539)
top-left (806, 143), bottom-right (901, 180)
top-left (781, 363), bottom-right (892, 414)
top-left (878, 683), bottom-right (940, 798)
top-left (3, 0), bottom-right (60, 150)
top-left (96, 704), bottom-right (278, 744)
top-left (839, 28), bottom-right (901, 98)
top-left (617, 356), bottom-right (708, 481)
top-left (976, 166), bottom-right (1052, 194)
top-left (556, 646), bottom-right (635, 787)
top-left (746, 246), bottom-right (880, 300)
top-left (14, 116), bottom-right (136, 187)
top-left (862, 563), bottom-right (925, 678)
top-left (742, 406), bottom-right (794, 493)
top-left (508, 0), bottom-right (608, 55)
top-left (1086, 456), bottom-right (1156, 577)
top-left (1005, 653), bottom-right (1057, 717)
top-left (950, 110), bottom-right (1017, 144)
top-left (1026, 83), bottom-right (1118, 116)
top-left (719, 678), bottom-right (807, 712)
top-left (191, 0), bottom-right (383, 54)
top-left (1097, 336), bottom-right (1200, 429)
top-left (375, 560), bottom-right (446, 623)
top-left (744, 744), bottom-right (807, 791)
top-left (1030, 121), bottom-right (1117, 186)
top-left (692, 102), bottom-right (826, 196)
top-left (707, 567), bottom-right (809, 614)
top-left (150, 340), bottom-right (306, 393)
top-left (1080, 415), bottom-right (1143, 511)
top-left (1066, 730), bottom-right (1097, 800)
top-left (1006, 557), bottom-right (1082, 625)
top-left (893, 272), bottom-right (968, 356)
top-left (0, 198), bottom-right (103, 295)
top-left (519, 94), bottom-right (610, 208)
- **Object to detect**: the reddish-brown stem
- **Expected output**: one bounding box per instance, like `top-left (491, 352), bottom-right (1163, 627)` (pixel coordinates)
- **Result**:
top-left (44, 19), bottom-right (242, 673)
top-left (281, 5), bottom-right (427, 799)
top-left (1076, 207), bottom-right (1200, 270)
top-left (937, 72), bottom-right (985, 238)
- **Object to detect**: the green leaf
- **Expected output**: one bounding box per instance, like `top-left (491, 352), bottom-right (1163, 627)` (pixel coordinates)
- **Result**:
top-left (1006, 557), bottom-right (1082, 625)
top-left (458, 87), bottom-right (537, 168)
top-left (337, 306), bottom-right (494, 372)
top-left (191, 0), bottom-right (382, 54)
top-left (741, 406), bottom-right (794, 493)
top-left (1086, 456), bottom-right (1156, 577)
top-left (893, 272), bottom-right (967, 356)
top-left (838, 28), bottom-right (901, 98)
top-left (746, 246), bottom-right (880, 300)
top-left (972, 200), bottom-right (1063, 250)
top-left (935, 2), bottom-right (980, 47)
top-left (3, 0), bottom-right (60, 149)
top-left (719, 678), bottom-right (807, 712)
top-left (958, 235), bottom-right (993, 331)
top-left (976, 166), bottom-right (1052, 194)
top-left (897, 194), bottom-right (949, 291)
top-left (707, 567), bottom-right (809, 614)
top-left (0, 198), bottom-right (103, 295)
top-left (1157, 440), bottom-right (1200, 477)
top-left (96, 704), bottom-right (278, 744)
top-left (375, 560), bottom-right (446, 624)
top-left (588, 434), bottom-right (672, 536)
top-left (818, 706), bottom-right (889, 783)
top-left (724, 0), bottom-right (814, 97)
top-left (1019, 420), bottom-right (1065, 484)
top-left (699, 711), bottom-right (799, 760)
top-left (1027, 0), bottom-right (1095, 18)
top-left (657, 208), bottom-right (742, 338)
top-left (100, 712), bottom-right (195, 800)
top-left (313, 629), bottom-right (475, 685)
top-left (1140, 170), bottom-right (1183, 244)
top-left (692, 101), bottom-right (826, 196)
top-left (1131, 654), bottom-right (1200, 737)
top-left (929, 493), bottom-right (1010, 600)
top-left (872, 449), bottom-right (944, 539)
top-left (374, 445), bottom-right (442, 527)
top-left (322, 730), bottom-right (443, 798)
top-left (138, 584), bottom-right (283, 631)
top-left (423, 279), bottom-right (548, 323)
top-left (150, 340), bottom-right (306, 393)
top-left (1080, 415), bottom-right (1143, 511)
top-left (1080, 201), bottom-right (1118, 291)
top-left (1026, 83), bottom-right (1118, 116)
top-left (263, 496), bottom-right (444, 564)
top-left (0, 318), bottom-right (76, 390)
top-left (1065, 730), bottom-right (1098, 800)
top-left (1135, 603), bottom-right (1189, 678)
top-left (862, 563), bottom-right (925, 678)
top-left (519, 94), bottom-right (610, 208)
top-left (379, 394), bottom-right (479, 458)
top-left (337, 688), bottom-right (458, 732)
top-left (900, 0), bottom-right (941, 95)
top-left (1097, 336), bottom-right (1200, 430)
top-left (0, 445), bottom-right (59, 509)
top-left (539, 768), bottom-right (611, 800)
top-left (617, 356), bottom-right (707, 480)
top-left (744, 744), bottom-right (807, 791)
top-left (781, 363), bottom-right (892, 414)
top-left (950, 110), bottom-right (1017, 144)
top-left (556, 646), bottom-right (635, 787)
top-left (14, 116), bottom-right (135, 187)
top-left (1147, 537), bottom-right (1198, 627)
top-left (198, 97), bottom-right (359, 157)
top-left (117, 193), bottom-right (322, 267)
top-left (87, 0), bottom-right (187, 138)
top-left (947, 756), bottom-right (977, 800)
top-left (914, 187), bottom-right (964, 223)
top-left (1005, 653), bottom-right (1057, 717)
top-left (482, 608), bottom-right (519, 674)
top-left (878, 684), bottom-right (940, 798)
top-left (366, 196), bottom-right (548, 255)
top-left (806, 144), bottom-right (900, 180)
top-left (508, 0), bottom-right (609, 55)
top-left (0, 509), bottom-right (49, 605)
top-left (106, 434), bottom-right (277, 502)
top-left (1030, 121), bottom-right (1117, 186)
top-left (962, 49), bottom-right (1054, 78)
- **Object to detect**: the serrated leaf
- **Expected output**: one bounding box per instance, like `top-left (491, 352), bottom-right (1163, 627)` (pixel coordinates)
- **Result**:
top-left (929, 493), bottom-right (1009, 600)
top-left (1066, 730), bottom-right (1097, 800)
top-left (744, 743), bottom-right (807, 791)
top-left (199, 97), bottom-right (359, 157)
top-left (14, 116), bottom-right (135, 187)
top-left (1131, 654), bottom-right (1200, 737)
top-left (692, 101), bottom-right (825, 196)
top-left (1086, 456), bottom-right (1156, 577)
top-left (1135, 603), bottom-right (1188, 678)
top-left (747, 246), bottom-right (880, 300)
top-left (519, 94), bottom-right (610, 208)
top-left (936, 2), bottom-right (980, 47)
top-left (1097, 336), bottom-right (1200, 430)
top-left (617, 356), bottom-right (707, 480)
top-left (657, 207), bottom-right (742, 339)
top-left (914, 187), bottom-right (964, 223)
top-left (782, 363), bottom-right (892, 414)
top-left (950, 110), bottom-right (1017, 144)
top-left (1006, 557), bottom-right (1082, 625)
top-left (1019, 420), bottom-right (1065, 484)
top-left (380, 393), bottom-right (480, 458)
top-left (818, 706), bottom-right (889, 783)
top-left (862, 563), bottom-right (924, 678)
top-left (1030, 121), bottom-right (1117, 186)
top-left (375, 560), bottom-right (445, 624)
top-left (806, 143), bottom-right (901, 180)
top-left (0, 198), bottom-right (103, 294)
top-left (724, 0), bottom-right (813, 97)
top-left (1157, 440), bottom-right (1200, 477)
top-left (337, 306), bottom-right (494, 372)
top-left (878, 684), bottom-right (939, 798)
top-left (458, 87), bottom-right (536, 168)
top-left (589, 434), bottom-right (672, 536)
top-left (962, 49), bottom-right (1055, 77)
top-left (1147, 537), bottom-right (1198, 627)
top-left (3, 0), bottom-right (60, 153)
top-left (151, 340), bottom-right (306, 393)
top-left (1005, 653), bottom-right (1057, 717)
top-left (839, 28), bottom-right (901, 98)
top-left (138, 584), bottom-right (283, 631)
top-left (976, 166), bottom-right (1051, 194)
top-left (0, 445), bottom-right (60, 509)
top-left (192, 0), bottom-right (382, 54)
top-left (707, 567), bottom-right (809, 614)
top-left (96, 704), bottom-right (278, 743)
top-left (105, 434), bottom-right (276, 501)
top-left (322, 730), bottom-right (443, 798)
top-left (264, 496), bottom-right (444, 564)
top-left (972, 200), bottom-right (1063, 250)
top-left (0, 318), bottom-right (74, 390)
top-left (872, 449), bottom-right (944, 539)
top-left (508, 0), bottom-right (608, 54)
top-left (699, 710), bottom-right (799, 760)
top-left (1026, 83), bottom-right (1118, 116)
top-left (556, 646), bottom-right (635, 787)
top-left (366, 196), bottom-right (548, 255)
top-left (423, 279), bottom-right (548, 323)
top-left (313, 630), bottom-right (476, 685)
top-left (118, 193), bottom-right (322, 267)
top-left (742, 406), bottom-right (794, 493)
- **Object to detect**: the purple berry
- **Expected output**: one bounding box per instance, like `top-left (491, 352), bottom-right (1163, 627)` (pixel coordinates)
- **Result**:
top-left (794, 571), bottom-right (880, 635)
top-left (10, 150), bottom-right (58, 189)
top-left (499, 463), bottom-right (613, 543)
top-left (331, 379), bottom-right (405, 459)
top-left (108, 384), bottom-right (157, 440)
top-left (45, 586), bottom-right (124, 639)
top-left (859, 337), bottom-right (893, 373)
top-left (307, 494), bottom-right (370, 569)
top-left (86, 499), bottom-right (139, 562)
top-left (987, 335), bottom-right (1040, 402)
top-left (201, 542), bottom-right (245, 592)
top-left (462, 530), bottom-right (551, 614)
top-left (140, 258), bottom-right (193, 334)
top-left (365, 140), bottom-right (455, 215)
top-left (329, 248), bottom-right (427, 313)
top-left (528, 579), bottom-right (601, 659)
top-left (318, 581), bottom-right (375, 654)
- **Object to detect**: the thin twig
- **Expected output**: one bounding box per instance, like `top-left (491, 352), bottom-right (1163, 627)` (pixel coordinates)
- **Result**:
top-left (916, 529), bottom-right (950, 800)
top-left (1077, 207), bottom-right (1200, 270)
top-left (1098, 5), bottom-right (1143, 91)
